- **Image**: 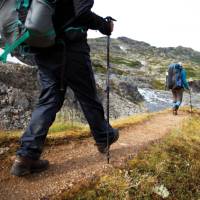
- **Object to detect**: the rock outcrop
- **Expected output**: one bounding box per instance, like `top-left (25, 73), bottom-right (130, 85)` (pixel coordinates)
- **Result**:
top-left (0, 62), bottom-right (144, 130)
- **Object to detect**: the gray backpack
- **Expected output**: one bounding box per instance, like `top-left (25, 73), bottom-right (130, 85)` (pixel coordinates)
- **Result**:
top-left (167, 63), bottom-right (183, 90)
top-left (0, 0), bottom-right (56, 63)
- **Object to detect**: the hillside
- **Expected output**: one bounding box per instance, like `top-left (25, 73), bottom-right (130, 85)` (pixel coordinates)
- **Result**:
top-left (88, 37), bottom-right (200, 89)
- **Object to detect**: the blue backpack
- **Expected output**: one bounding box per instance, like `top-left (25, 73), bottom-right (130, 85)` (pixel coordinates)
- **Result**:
top-left (167, 63), bottom-right (183, 90)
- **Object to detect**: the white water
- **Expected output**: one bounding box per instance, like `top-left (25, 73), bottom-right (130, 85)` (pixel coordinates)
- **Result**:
top-left (138, 87), bottom-right (200, 112)
top-left (119, 45), bottom-right (127, 52)
top-left (138, 88), bottom-right (171, 104)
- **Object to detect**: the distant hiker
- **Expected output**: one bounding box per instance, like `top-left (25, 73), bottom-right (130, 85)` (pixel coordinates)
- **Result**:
top-left (166, 62), bottom-right (190, 115)
top-left (9, 0), bottom-right (119, 177)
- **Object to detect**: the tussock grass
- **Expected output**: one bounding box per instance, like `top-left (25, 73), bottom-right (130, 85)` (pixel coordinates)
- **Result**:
top-left (151, 79), bottom-right (166, 90)
top-left (46, 122), bottom-right (90, 145)
top-left (0, 130), bottom-right (21, 147)
top-left (127, 116), bottom-right (200, 199)
top-left (0, 113), bottom-right (153, 148)
top-left (0, 121), bottom-right (89, 147)
top-left (111, 113), bottom-right (153, 130)
top-left (181, 106), bottom-right (200, 115)
top-left (54, 171), bottom-right (131, 199)
top-left (61, 114), bottom-right (200, 200)
top-left (57, 171), bottom-right (130, 200)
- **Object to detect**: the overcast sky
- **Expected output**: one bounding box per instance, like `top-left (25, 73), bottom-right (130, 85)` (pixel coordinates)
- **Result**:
top-left (88, 0), bottom-right (200, 51)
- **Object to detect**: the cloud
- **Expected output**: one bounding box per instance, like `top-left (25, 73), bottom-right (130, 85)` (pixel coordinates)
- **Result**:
top-left (88, 0), bottom-right (200, 51)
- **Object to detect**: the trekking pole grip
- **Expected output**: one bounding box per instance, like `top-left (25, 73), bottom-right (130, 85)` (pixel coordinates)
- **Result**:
top-left (105, 16), bottom-right (116, 22)
top-left (105, 16), bottom-right (116, 36)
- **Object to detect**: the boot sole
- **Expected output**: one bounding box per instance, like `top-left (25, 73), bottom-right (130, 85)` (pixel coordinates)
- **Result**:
top-left (11, 165), bottom-right (49, 177)
top-left (10, 168), bottom-right (31, 177)
top-left (30, 165), bottom-right (49, 173)
top-left (97, 131), bottom-right (119, 154)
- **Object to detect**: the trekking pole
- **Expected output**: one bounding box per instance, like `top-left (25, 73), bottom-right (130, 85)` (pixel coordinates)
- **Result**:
top-left (189, 90), bottom-right (193, 115)
top-left (105, 16), bottom-right (116, 164)
top-left (165, 72), bottom-right (168, 91)
top-left (71, 98), bottom-right (77, 127)
top-left (71, 106), bottom-right (74, 127)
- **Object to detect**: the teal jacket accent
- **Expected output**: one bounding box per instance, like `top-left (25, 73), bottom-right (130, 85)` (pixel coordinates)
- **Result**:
top-left (181, 69), bottom-right (189, 89)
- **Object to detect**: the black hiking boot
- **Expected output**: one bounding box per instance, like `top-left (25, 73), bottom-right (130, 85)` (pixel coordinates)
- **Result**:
top-left (10, 156), bottom-right (49, 177)
top-left (96, 129), bottom-right (119, 154)
top-left (173, 106), bottom-right (178, 115)
top-left (173, 109), bottom-right (178, 115)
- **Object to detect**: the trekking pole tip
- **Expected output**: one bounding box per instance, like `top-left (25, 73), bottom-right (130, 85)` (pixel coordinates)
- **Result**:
top-left (107, 156), bottom-right (110, 164)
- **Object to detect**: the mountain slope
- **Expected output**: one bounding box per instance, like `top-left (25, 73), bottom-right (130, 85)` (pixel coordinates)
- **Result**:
top-left (88, 37), bottom-right (200, 88)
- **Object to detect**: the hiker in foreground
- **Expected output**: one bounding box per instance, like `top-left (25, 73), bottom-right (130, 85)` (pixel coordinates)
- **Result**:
top-left (8, 0), bottom-right (119, 176)
top-left (166, 62), bottom-right (190, 115)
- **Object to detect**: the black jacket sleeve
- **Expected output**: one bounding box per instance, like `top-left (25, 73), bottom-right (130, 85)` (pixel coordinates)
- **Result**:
top-left (76, 10), bottom-right (111, 35)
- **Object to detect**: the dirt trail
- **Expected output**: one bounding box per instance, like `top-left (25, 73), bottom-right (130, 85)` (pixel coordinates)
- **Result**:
top-left (0, 112), bottom-right (187, 200)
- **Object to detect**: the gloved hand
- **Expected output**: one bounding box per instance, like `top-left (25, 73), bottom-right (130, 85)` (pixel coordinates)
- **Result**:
top-left (99, 17), bottom-right (116, 36)
top-left (109, 20), bottom-right (114, 34)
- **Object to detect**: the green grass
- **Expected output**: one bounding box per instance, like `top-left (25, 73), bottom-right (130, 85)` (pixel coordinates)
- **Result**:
top-left (0, 112), bottom-right (153, 149)
top-left (191, 57), bottom-right (200, 65)
top-left (56, 171), bottom-right (130, 200)
top-left (111, 68), bottom-right (129, 76)
top-left (127, 116), bottom-right (200, 199)
top-left (92, 59), bottom-right (130, 75)
top-left (111, 113), bottom-right (153, 129)
top-left (0, 121), bottom-right (89, 147)
top-left (58, 111), bottom-right (200, 200)
top-left (151, 79), bottom-right (166, 90)
top-left (185, 67), bottom-right (200, 80)
top-left (92, 63), bottom-right (107, 74)
top-left (110, 57), bottom-right (142, 68)
top-left (49, 121), bottom-right (87, 133)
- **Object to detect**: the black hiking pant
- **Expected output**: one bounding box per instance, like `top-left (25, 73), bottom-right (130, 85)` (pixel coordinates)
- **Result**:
top-left (17, 39), bottom-right (115, 160)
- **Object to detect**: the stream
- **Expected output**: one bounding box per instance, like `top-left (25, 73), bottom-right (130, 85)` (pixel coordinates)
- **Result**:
top-left (138, 88), bottom-right (200, 112)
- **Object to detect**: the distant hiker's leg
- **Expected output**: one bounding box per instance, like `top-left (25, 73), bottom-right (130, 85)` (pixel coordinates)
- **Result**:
top-left (66, 42), bottom-right (118, 145)
top-left (17, 47), bottom-right (66, 160)
top-left (172, 90), bottom-right (178, 114)
top-left (179, 89), bottom-right (184, 104)
top-left (176, 89), bottom-right (184, 111)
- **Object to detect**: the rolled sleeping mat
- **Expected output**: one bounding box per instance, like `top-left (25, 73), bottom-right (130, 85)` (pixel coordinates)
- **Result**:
top-left (25, 0), bottom-right (56, 47)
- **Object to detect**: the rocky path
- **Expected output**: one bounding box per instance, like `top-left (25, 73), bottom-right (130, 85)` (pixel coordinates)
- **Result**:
top-left (0, 112), bottom-right (187, 200)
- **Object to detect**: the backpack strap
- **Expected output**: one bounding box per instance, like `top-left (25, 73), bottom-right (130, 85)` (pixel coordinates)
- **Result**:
top-left (0, 0), bottom-right (31, 63)
top-left (23, 0), bottom-right (30, 8)
top-left (17, 0), bottom-right (31, 9)
top-left (64, 26), bottom-right (85, 33)
top-left (16, 0), bottom-right (30, 10)
top-left (0, 31), bottom-right (30, 63)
